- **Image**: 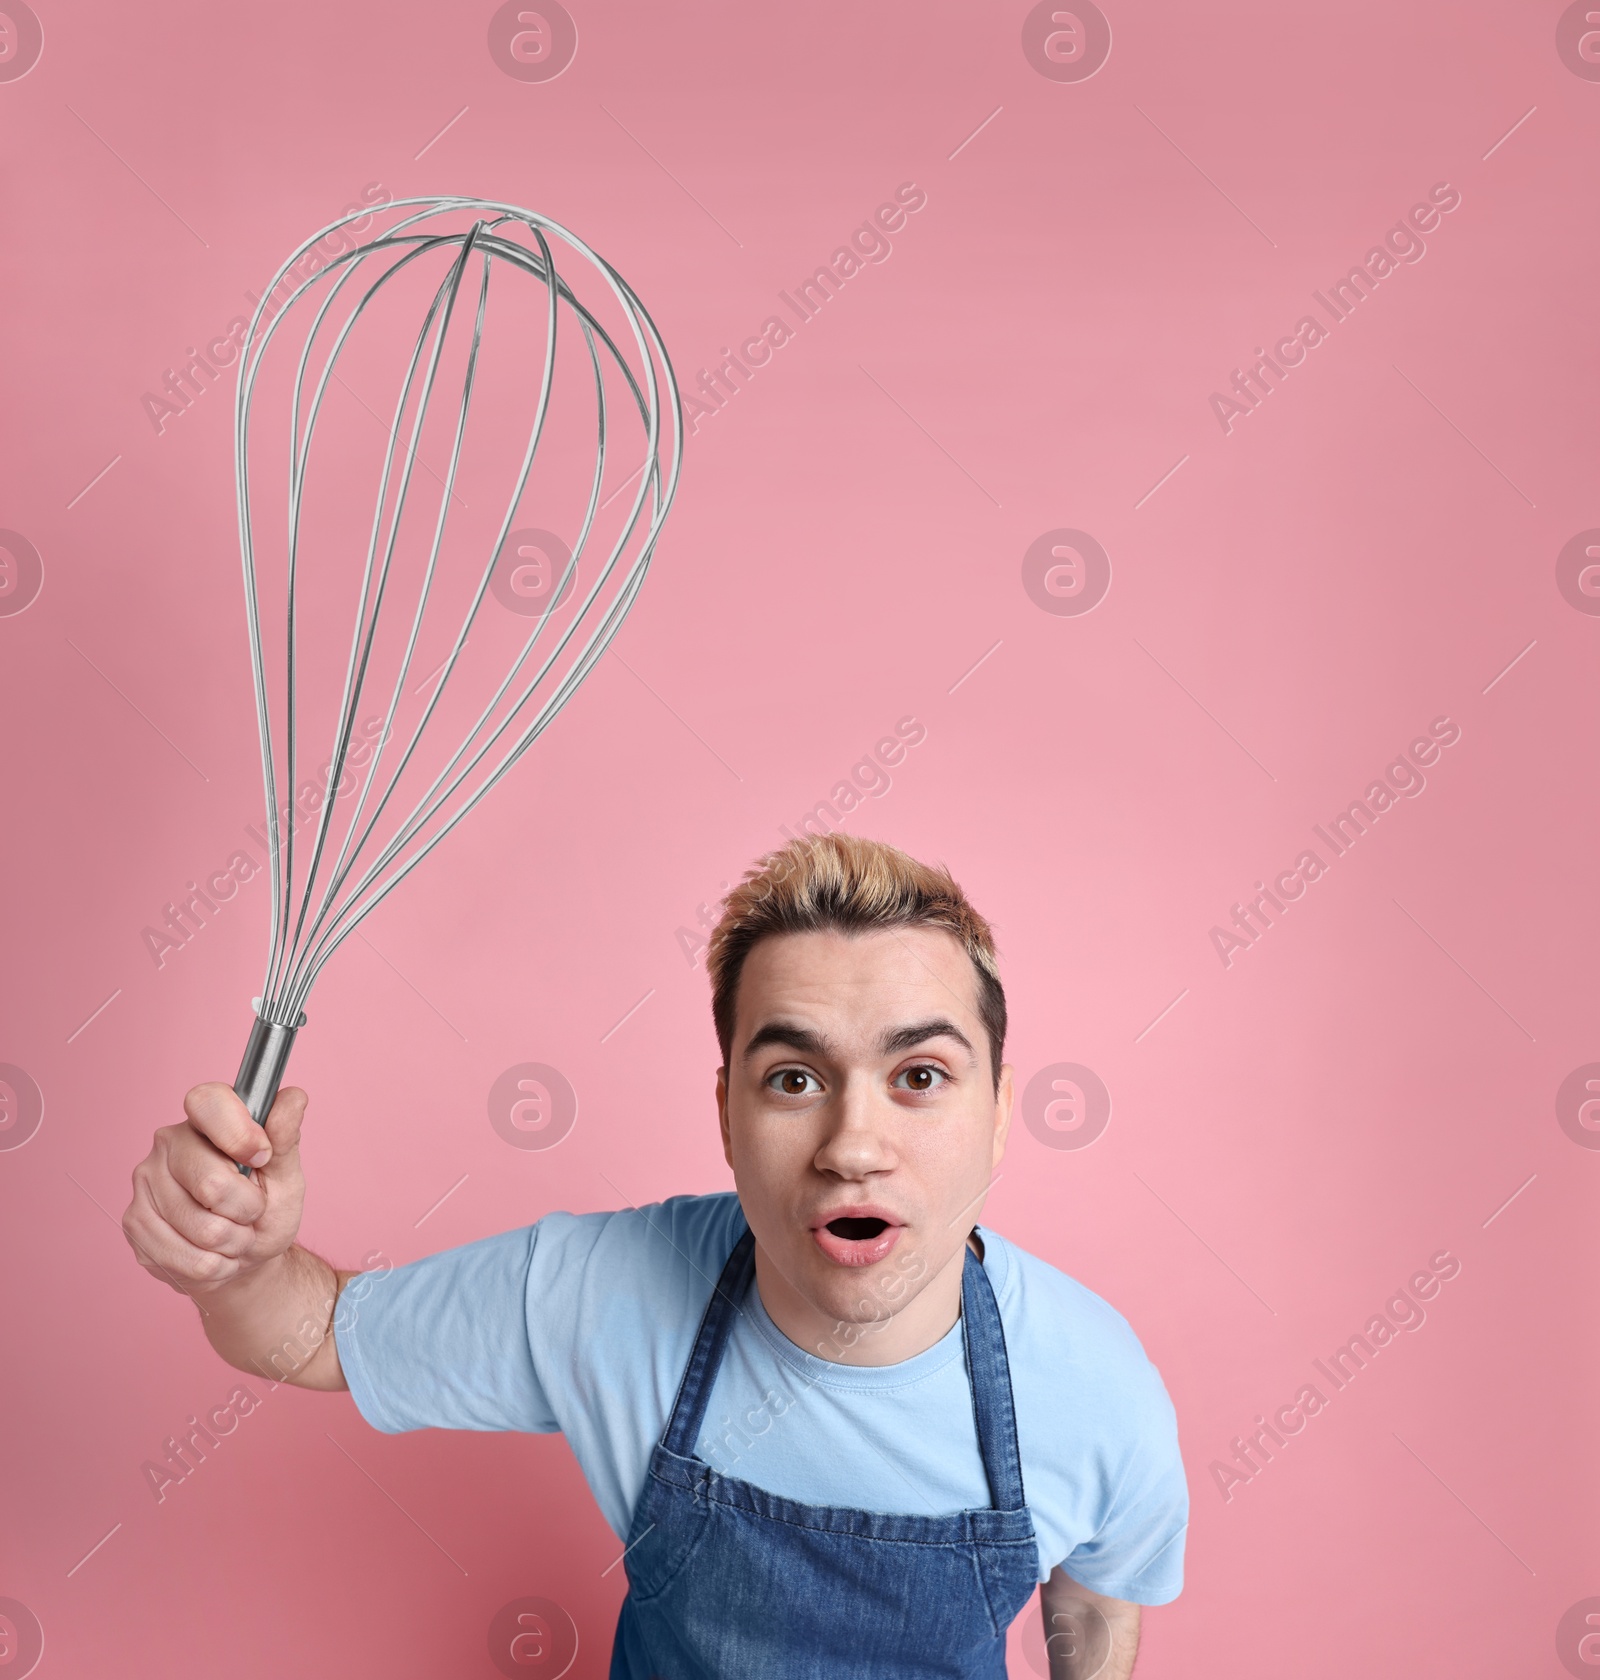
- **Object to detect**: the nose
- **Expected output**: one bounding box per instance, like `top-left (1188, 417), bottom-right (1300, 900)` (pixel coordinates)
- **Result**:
top-left (812, 1074), bottom-right (897, 1180)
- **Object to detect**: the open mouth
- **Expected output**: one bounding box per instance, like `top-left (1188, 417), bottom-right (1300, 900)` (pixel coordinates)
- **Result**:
top-left (811, 1211), bottom-right (903, 1267)
top-left (827, 1216), bottom-right (889, 1241)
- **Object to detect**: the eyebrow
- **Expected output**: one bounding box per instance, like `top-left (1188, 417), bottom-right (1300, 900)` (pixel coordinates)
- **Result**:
top-left (741, 1016), bottom-right (976, 1064)
top-left (742, 1021), bottom-right (833, 1062)
top-left (879, 1017), bottom-right (976, 1061)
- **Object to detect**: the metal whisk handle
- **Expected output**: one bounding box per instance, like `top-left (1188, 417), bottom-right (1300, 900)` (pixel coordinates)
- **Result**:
top-left (233, 1006), bottom-right (305, 1177)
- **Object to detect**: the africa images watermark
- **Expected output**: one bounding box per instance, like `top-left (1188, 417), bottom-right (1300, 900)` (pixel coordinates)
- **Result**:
top-left (681, 183), bottom-right (928, 436)
top-left (1210, 1249), bottom-right (1462, 1503)
top-left (675, 715), bottom-right (929, 967)
top-left (1208, 183), bottom-right (1462, 435)
top-left (1209, 715), bottom-right (1461, 968)
top-left (776, 715), bottom-right (928, 845)
top-left (141, 1249), bottom-right (391, 1503)
top-left (141, 1382), bottom-right (266, 1503)
top-left (698, 1244), bottom-right (930, 1479)
top-left (141, 183), bottom-right (394, 436)
top-left (141, 716), bottom-right (389, 968)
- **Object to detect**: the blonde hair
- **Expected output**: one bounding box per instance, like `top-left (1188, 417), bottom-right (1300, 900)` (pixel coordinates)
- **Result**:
top-left (706, 833), bottom-right (1006, 1084)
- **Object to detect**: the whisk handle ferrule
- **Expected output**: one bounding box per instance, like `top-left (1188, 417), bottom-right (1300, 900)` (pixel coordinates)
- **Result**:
top-left (233, 1009), bottom-right (304, 1176)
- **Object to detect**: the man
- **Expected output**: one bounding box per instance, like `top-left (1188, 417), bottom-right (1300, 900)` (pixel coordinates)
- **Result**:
top-left (124, 834), bottom-right (1188, 1678)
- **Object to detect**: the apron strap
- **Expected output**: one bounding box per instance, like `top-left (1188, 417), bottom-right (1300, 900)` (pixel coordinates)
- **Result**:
top-left (960, 1243), bottom-right (1029, 1514)
top-left (659, 1223), bottom-right (757, 1458)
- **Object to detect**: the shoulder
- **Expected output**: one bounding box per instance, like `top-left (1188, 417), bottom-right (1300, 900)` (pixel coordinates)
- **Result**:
top-left (980, 1227), bottom-right (1175, 1422)
top-left (981, 1230), bottom-right (1189, 1599)
top-left (529, 1191), bottom-right (747, 1314)
top-left (518, 1191), bottom-right (748, 1486)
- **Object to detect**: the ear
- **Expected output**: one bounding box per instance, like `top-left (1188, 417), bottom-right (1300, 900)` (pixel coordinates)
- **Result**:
top-left (991, 1063), bottom-right (1014, 1168)
top-left (717, 1066), bottom-right (733, 1170)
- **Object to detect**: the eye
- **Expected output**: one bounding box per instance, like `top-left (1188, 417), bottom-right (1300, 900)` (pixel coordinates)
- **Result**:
top-left (893, 1064), bottom-right (947, 1093)
top-left (767, 1068), bottom-right (821, 1097)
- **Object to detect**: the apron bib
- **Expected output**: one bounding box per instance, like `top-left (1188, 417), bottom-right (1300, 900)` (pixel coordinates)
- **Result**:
top-left (609, 1222), bottom-right (1039, 1679)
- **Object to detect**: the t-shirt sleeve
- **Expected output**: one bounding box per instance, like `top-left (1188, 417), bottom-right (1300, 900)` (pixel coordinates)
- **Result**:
top-left (335, 1223), bottom-right (558, 1435)
top-left (1060, 1365), bottom-right (1189, 1605)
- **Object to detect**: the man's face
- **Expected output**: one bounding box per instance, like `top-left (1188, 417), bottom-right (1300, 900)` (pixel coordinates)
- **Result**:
top-left (717, 925), bottom-right (1013, 1352)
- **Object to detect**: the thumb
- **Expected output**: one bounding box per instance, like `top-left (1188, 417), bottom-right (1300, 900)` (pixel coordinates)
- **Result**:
top-left (256, 1085), bottom-right (308, 1170)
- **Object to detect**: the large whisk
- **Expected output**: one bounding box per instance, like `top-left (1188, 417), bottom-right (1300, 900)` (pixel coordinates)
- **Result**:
top-left (228, 194), bottom-right (681, 1168)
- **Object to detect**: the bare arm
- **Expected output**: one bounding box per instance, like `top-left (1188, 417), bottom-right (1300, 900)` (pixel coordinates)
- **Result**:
top-left (1038, 1568), bottom-right (1142, 1680)
top-left (122, 1081), bottom-right (353, 1391)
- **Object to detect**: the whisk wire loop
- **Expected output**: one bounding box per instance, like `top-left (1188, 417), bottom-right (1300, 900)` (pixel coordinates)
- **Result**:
top-left (232, 195), bottom-right (681, 1045)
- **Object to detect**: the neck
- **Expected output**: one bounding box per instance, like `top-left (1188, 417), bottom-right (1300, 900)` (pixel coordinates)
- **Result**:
top-left (751, 1233), bottom-right (979, 1368)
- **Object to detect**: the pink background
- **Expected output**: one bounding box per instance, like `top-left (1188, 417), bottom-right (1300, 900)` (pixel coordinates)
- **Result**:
top-left (1, 2), bottom-right (1596, 1675)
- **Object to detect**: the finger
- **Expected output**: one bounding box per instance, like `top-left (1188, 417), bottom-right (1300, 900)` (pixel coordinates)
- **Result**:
top-left (124, 1182), bottom-right (246, 1287)
top-left (121, 1193), bottom-right (221, 1299)
top-left (256, 1086), bottom-right (308, 1173)
top-left (184, 1081), bottom-right (274, 1169)
top-left (163, 1125), bottom-right (267, 1224)
top-left (145, 1167), bottom-right (258, 1259)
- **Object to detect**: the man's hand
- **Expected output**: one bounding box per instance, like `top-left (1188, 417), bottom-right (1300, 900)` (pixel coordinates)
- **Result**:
top-left (1038, 1568), bottom-right (1142, 1680)
top-left (123, 1084), bottom-right (350, 1391)
top-left (123, 1083), bottom-right (307, 1292)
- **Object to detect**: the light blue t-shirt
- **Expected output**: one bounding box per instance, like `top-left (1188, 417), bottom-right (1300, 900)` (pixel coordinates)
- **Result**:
top-left (335, 1191), bottom-right (1187, 1601)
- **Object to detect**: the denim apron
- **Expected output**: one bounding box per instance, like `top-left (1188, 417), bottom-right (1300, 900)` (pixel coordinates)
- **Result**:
top-left (609, 1223), bottom-right (1040, 1679)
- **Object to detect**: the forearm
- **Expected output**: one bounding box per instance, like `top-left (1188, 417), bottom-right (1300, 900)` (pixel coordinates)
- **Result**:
top-left (196, 1243), bottom-right (353, 1391)
top-left (1040, 1571), bottom-right (1142, 1680)
top-left (1084, 1607), bottom-right (1139, 1680)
